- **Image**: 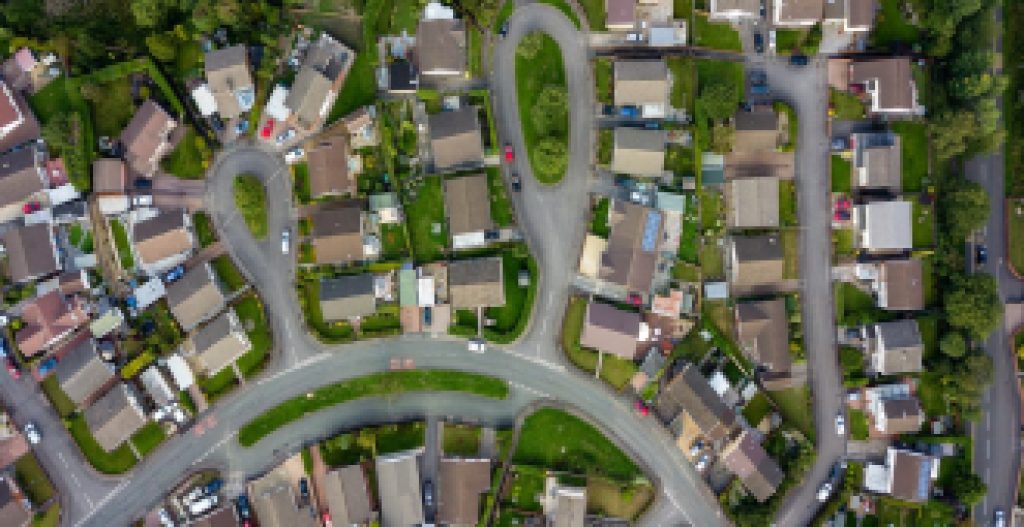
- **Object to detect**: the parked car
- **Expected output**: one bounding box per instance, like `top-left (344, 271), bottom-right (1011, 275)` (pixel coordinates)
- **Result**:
top-left (510, 172), bottom-right (521, 192)
top-left (499, 21), bottom-right (510, 37)
top-left (203, 478), bottom-right (223, 496)
top-left (260, 119), bottom-right (275, 139)
top-left (627, 293), bottom-right (643, 306)
top-left (189, 495), bottom-right (218, 516)
top-left (753, 33), bottom-right (764, 53)
top-left (284, 147), bottom-right (305, 164)
top-left (298, 478), bottom-right (310, 504)
top-left (37, 357), bottom-right (57, 377)
top-left (276, 128), bottom-right (296, 145)
top-left (619, 106), bottom-right (640, 119)
top-left (6, 357), bottom-right (20, 379)
top-left (22, 201), bottom-right (41, 214)
top-left (750, 84), bottom-right (770, 95)
top-left (484, 229), bottom-right (500, 241)
top-left (504, 143), bottom-right (514, 162)
top-left (835, 414), bottom-right (846, 436)
top-left (134, 177), bottom-right (153, 190)
top-left (626, 32), bottom-right (644, 42)
top-left (976, 245), bottom-right (988, 265)
top-left (694, 453), bottom-right (711, 471)
top-left (281, 229), bottom-right (291, 254)
top-left (468, 339), bottom-right (486, 354)
top-left (995, 509), bottom-right (1006, 527)
top-left (23, 422), bottom-right (40, 445)
top-left (235, 495), bottom-right (252, 519)
top-left (633, 400), bottom-right (649, 416)
top-left (157, 508), bottom-right (174, 527)
top-left (0, 337), bottom-right (8, 359)
top-left (790, 54), bottom-right (809, 66)
top-left (235, 120), bottom-right (250, 135)
top-left (133, 194), bottom-right (153, 207)
top-left (322, 512), bottom-right (333, 527)
top-left (816, 482), bottom-right (833, 502)
top-left (164, 265), bottom-right (186, 283)
top-left (830, 137), bottom-right (849, 151)
top-left (769, 30), bottom-right (777, 51)
top-left (423, 480), bottom-right (435, 508)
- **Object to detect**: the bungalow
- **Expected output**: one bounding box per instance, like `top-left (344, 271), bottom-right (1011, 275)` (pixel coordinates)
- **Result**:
top-left (16, 290), bottom-right (88, 357)
top-left (119, 100), bottom-right (177, 178)
top-left (320, 274), bottom-right (376, 321)
top-left (0, 147), bottom-right (46, 223)
top-left (727, 177), bottom-right (779, 228)
top-left (774, 0), bottom-right (823, 26)
top-left (854, 200), bottom-right (912, 253)
top-left (864, 448), bottom-right (938, 502)
top-left (428, 107), bottom-right (484, 173)
top-left (733, 107), bottom-right (781, 153)
top-left (84, 383), bottom-right (147, 452)
top-left (729, 234), bottom-right (784, 287)
top-left (417, 3), bottom-right (467, 78)
top-left (580, 301), bottom-right (643, 361)
top-left (186, 309), bottom-right (252, 375)
top-left (131, 210), bottom-right (195, 273)
top-left (166, 263), bottom-right (226, 332)
top-left (1, 223), bottom-right (58, 284)
top-left (444, 174), bottom-right (493, 249)
top-left (311, 204), bottom-right (366, 266)
top-left (449, 257), bottom-right (506, 309)
top-left (611, 127), bottom-right (667, 177)
top-left (53, 338), bottom-right (114, 408)
top-left (600, 200), bottom-right (663, 295)
top-left (438, 458), bottom-right (491, 527)
top-left (877, 258), bottom-right (924, 311)
top-left (202, 45), bottom-right (254, 119)
top-left (320, 465), bottom-right (373, 526)
top-left (721, 430), bottom-right (784, 502)
top-left (868, 319), bottom-right (923, 374)
top-left (614, 60), bottom-right (669, 118)
top-left (0, 80), bottom-right (40, 153)
top-left (735, 299), bottom-right (791, 377)
top-left (93, 158), bottom-right (129, 215)
top-left (606, 0), bottom-right (637, 30)
top-left (655, 364), bottom-right (737, 443)
top-left (851, 131), bottom-right (901, 192)
top-left (710, 0), bottom-right (760, 20)
top-left (376, 449), bottom-right (425, 527)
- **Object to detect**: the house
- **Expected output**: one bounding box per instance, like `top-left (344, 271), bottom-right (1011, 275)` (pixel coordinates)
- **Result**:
top-left (166, 263), bottom-right (226, 331)
top-left (119, 100), bottom-right (177, 178)
top-left (580, 301), bottom-right (643, 361)
top-left (417, 3), bottom-right (467, 77)
top-left (139, 365), bottom-right (176, 407)
top-left (614, 60), bottom-right (669, 117)
top-left (600, 200), bottom-right (663, 294)
top-left (864, 448), bottom-right (938, 502)
top-left (311, 204), bottom-right (365, 265)
top-left (851, 131), bottom-right (900, 192)
top-left (84, 383), bottom-right (147, 451)
top-left (655, 364), bottom-right (737, 442)
top-left (93, 158), bottom-right (129, 214)
top-left (774, 0), bottom-right (823, 26)
top-left (203, 45), bottom-right (254, 119)
top-left (0, 476), bottom-right (31, 527)
top-left (868, 319), bottom-right (923, 374)
top-left (727, 177), bottom-right (779, 228)
top-left (724, 150), bottom-right (795, 181)
top-left (340, 106), bottom-right (379, 148)
top-left (307, 135), bottom-right (354, 199)
top-left (321, 465), bottom-right (373, 526)
top-left (250, 482), bottom-right (318, 527)
top-left (729, 234), bottom-right (784, 287)
top-left (606, 0), bottom-right (637, 29)
top-left (1, 223), bottom-right (58, 283)
top-left (875, 397), bottom-right (923, 434)
top-left (449, 257), bottom-right (505, 309)
top-left (2, 48), bottom-right (46, 93)
top-left (285, 34), bottom-right (353, 131)
top-left (438, 458), bottom-right (491, 526)
top-left (844, 0), bottom-right (877, 31)
top-left (831, 57), bottom-right (921, 116)
top-left (721, 430), bottom-right (784, 502)
top-left (854, 200), bottom-right (912, 253)
top-left (444, 174), bottom-right (493, 249)
top-left (186, 309), bottom-right (252, 375)
top-left (16, 290), bottom-right (88, 357)
top-left (0, 147), bottom-right (45, 222)
top-left (543, 479), bottom-right (586, 527)
top-left (191, 507), bottom-right (241, 527)
top-left (0, 80), bottom-right (40, 153)
top-left (320, 274), bottom-right (376, 321)
top-left (735, 299), bottom-right (791, 376)
top-left (376, 449), bottom-right (425, 527)
top-left (611, 127), bottom-right (667, 177)
top-left (877, 259), bottom-right (924, 311)
top-left (131, 210), bottom-right (195, 272)
top-left (733, 107), bottom-right (780, 153)
top-left (53, 338), bottom-right (114, 407)
top-left (428, 107), bottom-right (484, 173)
top-left (710, 0), bottom-right (760, 20)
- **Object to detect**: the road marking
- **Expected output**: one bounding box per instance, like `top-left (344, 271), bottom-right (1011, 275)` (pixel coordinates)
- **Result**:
top-left (504, 349), bottom-right (565, 372)
top-left (74, 478), bottom-right (131, 527)
top-left (510, 381), bottom-right (549, 398)
top-left (191, 431), bottom-right (239, 467)
top-left (987, 439), bottom-right (991, 458)
top-left (56, 452), bottom-right (91, 507)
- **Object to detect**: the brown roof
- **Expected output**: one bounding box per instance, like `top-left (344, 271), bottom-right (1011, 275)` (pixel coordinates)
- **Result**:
top-left (600, 200), bottom-right (662, 293)
top-left (312, 204), bottom-right (364, 265)
top-left (321, 465), bottom-right (373, 526)
top-left (606, 0), bottom-right (637, 27)
top-left (16, 291), bottom-right (87, 357)
top-left (614, 60), bottom-right (668, 107)
top-left (730, 235), bottom-right (784, 286)
top-left (847, 0), bottom-right (877, 28)
top-left (2, 223), bottom-right (58, 283)
top-left (286, 67), bottom-right (332, 129)
top-left (0, 477), bottom-right (30, 527)
top-left (252, 483), bottom-right (319, 527)
top-left (654, 364), bottom-right (736, 441)
top-left (850, 58), bottom-right (916, 112)
top-left (166, 264), bottom-right (225, 331)
top-left (736, 299), bottom-right (791, 374)
top-left (189, 309), bottom-right (250, 374)
top-left (775, 0), bottom-right (823, 23)
top-left (205, 45), bottom-right (252, 119)
top-left (721, 430), bottom-right (784, 502)
top-left (0, 81), bottom-right (40, 153)
top-left (611, 127), bottom-right (666, 176)
top-left (890, 450), bottom-right (933, 502)
top-left (417, 19), bottom-right (467, 75)
top-left (880, 398), bottom-right (922, 434)
top-left (733, 109), bottom-right (780, 153)
top-left (879, 259), bottom-right (924, 310)
top-left (58, 270), bottom-right (89, 295)
top-left (444, 174), bottom-right (493, 236)
top-left (54, 338), bottom-right (114, 407)
top-left (306, 134), bottom-right (353, 198)
top-left (727, 177), bottom-right (779, 228)
top-left (449, 257), bottom-right (505, 308)
top-left (724, 151), bottom-right (795, 180)
top-left (84, 383), bottom-right (146, 452)
top-left (579, 302), bottom-right (641, 360)
top-left (438, 458), bottom-right (491, 526)
top-left (119, 100), bottom-right (176, 177)
top-left (132, 211), bottom-right (194, 266)
top-left (92, 158), bottom-right (127, 194)
top-left (429, 108), bottom-right (484, 173)
top-left (0, 148), bottom-right (43, 209)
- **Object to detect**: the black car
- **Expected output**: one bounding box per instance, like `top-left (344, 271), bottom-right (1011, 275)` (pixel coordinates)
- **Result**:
top-left (133, 177), bottom-right (153, 190)
top-left (499, 21), bottom-right (510, 37)
top-left (976, 245), bottom-right (988, 265)
top-left (423, 480), bottom-right (435, 508)
top-left (484, 229), bottom-right (500, 241)
top-left (510, 172), bottom-right (522, 192)
top-left (790, 54), bottom-right (809, 66)
top-left (299, 478), bottom-right (310, 503)
top-left (235, 495), bottom-right (252, 519)
top-left (753, 33), bottom-right (764, 53)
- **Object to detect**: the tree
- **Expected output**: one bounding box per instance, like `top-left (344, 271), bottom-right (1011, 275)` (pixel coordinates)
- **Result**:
top-left (145, 32), bottom-right (178, 62)
top-left (698, 82), bottom-right (738, 121)
top-left (533, 138), bottom-right (567, 180)
top-left (945, 180), bottom-right (989, 240)
top-left (945, 274), bottom-right (1002, 339)
top-left (530, 85), bottom-right (568, 136)
top-left (930, 110), bottom-right (976, 160)
top-left (938, 332), bottom-right (967, 358)
top-left (516, 32), bottom-right (544, 59)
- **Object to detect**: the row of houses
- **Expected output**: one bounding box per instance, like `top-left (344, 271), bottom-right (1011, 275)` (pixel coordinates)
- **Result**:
top-left (709, 0), bottom-right (877, 31)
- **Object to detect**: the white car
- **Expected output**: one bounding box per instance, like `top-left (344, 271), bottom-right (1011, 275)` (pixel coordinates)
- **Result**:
top-left (132, 194), bottom-right (153, 207)
top-left (468, 339), bottom-right (485, 353)
top-left (276, 128), bottom-right (296, 145)
top-left (835, 414), bottom-right (846, 436)
top-left (281, 229), bottom-right (291, 254)
top-left (284, 147), bottom-right (304, 164)
top-left (769, 30), bottom-right (777, 52)
top-left (23, 422), bottom-right (40, 445)
top-left (995, 509), bottom-right (1006, 527)
top-left (816, 482), bottom-right (833, 502)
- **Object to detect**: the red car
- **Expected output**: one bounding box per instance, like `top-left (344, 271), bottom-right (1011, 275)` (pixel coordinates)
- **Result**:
top-left (22, 201), bottom-right (41, 214)
top-left (260, 118), bottom-right (275, 139)
top-left (504, 143), bottom-right (514, 162)
top-left (322, 512), bottom-right (333, 527)
top-left (5, 358), bottom-right (19, 379)
top-left (633, 400), bottom-right (649, 416)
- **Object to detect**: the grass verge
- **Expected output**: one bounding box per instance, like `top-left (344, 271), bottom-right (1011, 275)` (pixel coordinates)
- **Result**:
top-left (514, 408), bottom-right (641, 483)
top-left (233, 174), bottom-right (268, 239)
top-left (516, 33), bottom-right (568, 185)
top-left (67, 415), bottom-right (137, 474)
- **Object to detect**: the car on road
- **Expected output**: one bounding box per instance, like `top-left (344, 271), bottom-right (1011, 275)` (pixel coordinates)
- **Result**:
top-left (468, 339), bottom-right (486, 354)
top-left (282, 229), bottom-right (291, 254)
top-left (769, 30), bottom-right (777, 52)
top-left (23, 422), bottom-right (40, 445)
top-left (995, 509), bottom-right (1006, 527)
top-left (504, 143), bottom-right (514, 162)
top-left (423, 480), bottom-right (435, 508)
top-left (753, 33), bottom-right (764, 53)
top-left (633, 400), bottom-right (649, 416)
top-left (164, 265), bottom-right (185, 283)
top-left (299, 478), bottom-right (310, 504)
top-left (835, 414), bottom-right (846, 436)
top-left (260, 118), bottom-right (275, 139)
top-left (235, 495), bottom-right (252, 519)
top-left (790, 54), bottom-right (809, 66)
top-left (976, 245), bottom-right (988, 265)
top-left (510, 172), bottom-right (521, 192)
top-left (6, 357), bottom-right (19, 379)
top-left (499, 21), bottom-right (510, 37)
top-left (816, 482), bottom-right (833, 502)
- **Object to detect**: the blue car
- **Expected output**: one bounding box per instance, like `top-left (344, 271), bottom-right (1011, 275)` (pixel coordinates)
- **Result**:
top-left (235, 495), bottom-right (251, 519)
top-left (203, 478), bottom-right (223, 495)
top-left (164, 265), bottom-right (185, 283)
top-left (37, 357), bottom-right (58, 377)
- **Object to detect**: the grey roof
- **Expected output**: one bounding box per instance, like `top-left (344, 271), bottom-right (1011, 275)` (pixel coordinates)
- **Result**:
top-left (879, 259), bottom-right (924, 311)
top-left (190, 309), bottom-right (251, 374)
top-left (728, 177), bottom-right (779, 228)
top-left (0, 147), bottom-right (43, 208)
top-left (321, 465), bottom-right (373, 526)
top-left (83, 383), bottom-right (146, 452)
top-left (376, 450), bottom-right (424, 527)
top-left (611, 127), bottom-right (667, 176)
top-left (166, 264), bottom-right (225, 331)
top-left (429, 108), bottom-right (484, 172)
top-left (2, 223), bottom-right (58, 284)
top-left (721, 430), bottom-right (784, 502)
top-left (444, 174), bottom-right (493, 236)
top-left (655, 364), bottom-right (736, 441)
top-left (251, 483), bottom-right (318, 527)
top-left (416, 19), bottom-right (467, 75)
top-left (853, 132), bottom-right (900, 190)
top-left (304, 34), bottom-right (353, 81)
top-left (736, 299), bottom-right (791, 374)
top-left (731, 234), bottom-right (784, 286)
top-left (54, 339), bottom-right (113, 406)
top-left (285, 67), bottom-right (332, 128)
top-left (880, 398), bottom-right (922, 433)
top-left (735, 108), bottom-right (778, 131)
top-left (614, 60), bottom-right (669, 107)
top-left (859, 200), bottom-right (912, 251)
top-left (600, 200), bottom-right (662, 293)
top-left (580, 302), bottom-right (641, 360)
top-left (874, 319), bottom-right (923, 374)
top-left (449, 257), bottom-right (505, 308)
top-left (320, 274), bottom-right (376, 320)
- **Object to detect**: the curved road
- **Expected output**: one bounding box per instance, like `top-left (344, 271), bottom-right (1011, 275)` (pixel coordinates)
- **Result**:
top-left (35, 5), bottom-right (728, 527)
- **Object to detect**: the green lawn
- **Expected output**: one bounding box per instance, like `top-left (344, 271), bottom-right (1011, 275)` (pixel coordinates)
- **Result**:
top-left (767, 387), bottom-right (815, 439)
top-left (130, 422), bottom-right (167, 456)
top-left (679, 201), bottom-right (700, 264)
top-left (239, 370), bottom-right (508, 446)
top-left (193, 212), bottom-right (216, 248)
top-left (668, 57), bottom-right (696, 111)
top-left (29, 77), bottom-right (95, 191)
top-left (700, 188), bottom-right (724, 231)
top-left (590, 197), bottom-right (611, 237)
top-left (468, 26), bottom-right (483, 77)
top-left (443, 423), bottom-right (481, 456)
top-left (34, 504), bottom-right (60, 527)
top-left (742, 392), bottom-right (772, 427)
top-left (328, 47), bottom-right (377, 124)
top-left (198, 368), bottom-right (238, 402)
top-left (292, 163), bottom-right (311, 204)
top-left (830, 88), bottom-right (866, 120)
top-left (297, 280), bottom-right (356, 343)
top-left (893, 121), bottom-right (928, 192)
top-left (233, 174), bottom-right (268, 239)
top-left (503, 465), bottom-right (546, 512)
top-left (88, 76), bottom-right (134, 138)
top-left (674, 0), bottom-right (693, 18)
top-left (15, 454), bottom-right (54, 505)
top-left (1010, 200), bottom-right (1024, 274)
top-left (375, 422), bottom-right (426, 455)
top-left (849, 409), bottom-right (870, 440)
top-left (235, 294), bottom-right (271, 379)
top-left (516, 33), bottom-right (568, 185)
top-left (912, 200), bottom-right (935, 248)
top-left (779, 180), bottom-right (798, 227)
top-left (836, 282), bottom-right (891, 326)
top-left (578, 0), bottom-right (607, 30)
top-left (212, 255), bottom-right (246, 292)
top-left (774, 27), bottom-right (821, 55)
top-left (697, 60), bottom-right (745, 105)
top-left (513, 408), bottom-right (641, 483)
top-left (67, 415), bottom-right (137, 474)
top-left (487, 167), bottom-right (515, 227)
top-left (40, 375), bottom-right (76, 418)
top-left (694, 15), bottom-right (742, 51)
top-left (595, 58), bottom-right (613, 105)
top-left (598, 129), bottom-right (613, 166)
top-left (561, 297), bottom-right (638, 390)
top-left (320, 432), bottom-right (375, 467)
top-left (664, 144), bottom-right (695, 177)
top-left (700, 236), bottom-right (725, 278)
top-left (108, 218), bottom-right (134, 270)
top-left (405, 177), bottom-right (448, 263)
top-left (483, 250), bottom-right (538, 343)
top-left (869, 0), bottom-right (921, 49)
top-left (380, 223), bottom-right (408, 260)
top-left (831, 155), bottom-right (852, 192)
top-left (833, 228), bottom-right (855, 258)
top-left (161, 127), bottom-right (211, 179)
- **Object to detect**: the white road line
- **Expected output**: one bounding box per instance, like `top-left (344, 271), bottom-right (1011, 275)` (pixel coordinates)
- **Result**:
top-left (987, 439), bottom-right (992, 459)
top-left (74, 479), bottom-right (131, 527)
top-left (56, 452), bottom-right (91, 507)
top-left (192, 431), bottom-right (239, 467)
top-left (510, 381), bottom-right (549, 398)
